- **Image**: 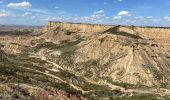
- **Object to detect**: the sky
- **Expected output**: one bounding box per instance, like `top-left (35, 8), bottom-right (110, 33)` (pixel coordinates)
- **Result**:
top-left (0, 0), bottom-right (170, 26)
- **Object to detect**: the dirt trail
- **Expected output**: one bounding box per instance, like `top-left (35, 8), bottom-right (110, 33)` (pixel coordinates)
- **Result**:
top-left (30, 49), bottom-right (64, 70)
top-left (29, 49), bottom-right (170, 96)
top-left (17, 66), bottom-right (86, 94)
top-left (31, 49), bottom-right (98, 84)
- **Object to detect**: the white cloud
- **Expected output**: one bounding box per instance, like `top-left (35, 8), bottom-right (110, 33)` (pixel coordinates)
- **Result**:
top-left (0, 13), bottom-right (11, 17)
top-left (43, 17), bottom-right (58, 21)
top-left (146, 16), bottom-right (153, 19)
top-left (91, 14), bottom-right (105, 19)
top-left (104, 2), bottom-right (107, 5)
top-left (22, 12), bottom-right (31, 17)
top-left (105, 17), bottom-right (110, 19)
top-left (118, 0), bottom-right (123, 2)
top-left (45, 16), bottom-right (72, 22)
top-left (118, 11), bottom-right (130, 16)
top-left (69, 10), bottom-right (106, 23)
top-left (94, 10), bottom-right (105, 14)
top-left (0, 12), bottom-right (13, 17)
top-left (113, 10), bottom-right (130, 20)
top-left (78, 10), bottom-right (106, 21)
top-left (152, 19), bottom-right (160, 22)
top-left (31, 16), bottom-right (36, 19)
top-left (126, 19), bottom-right (136, 23)
top-left (113, 16), bottom-right (122, 20)
top-left (134, 16), bottom-right (144, 20)
top-left (143, 20), bottom-right (148, 23)
top-left (29, 8), bottom-right (66, 15)
top-left (55, 6), bottom-right (59, 9)
top-left (134, 16), bottom-right (153, 21)
top-left (0, 10), bottom-right (13, 18)
top-left (164, 16), bottom-right (170, 21)
top-left (7, 1), bottom-right (32, 9)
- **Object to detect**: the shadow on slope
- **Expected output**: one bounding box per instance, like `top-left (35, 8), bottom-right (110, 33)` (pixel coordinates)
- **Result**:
top-left (104, 26), bottom-right (142, 39)
top-left (0, 30), bottom-right (32, 36)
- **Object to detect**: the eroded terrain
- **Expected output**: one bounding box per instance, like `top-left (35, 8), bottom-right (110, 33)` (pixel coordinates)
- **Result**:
top-left (0, 22), bottom-right (170, 100)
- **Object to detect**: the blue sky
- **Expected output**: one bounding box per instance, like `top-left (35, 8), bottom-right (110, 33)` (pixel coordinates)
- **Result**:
top-left (0, 0), bottom-right (170, 26)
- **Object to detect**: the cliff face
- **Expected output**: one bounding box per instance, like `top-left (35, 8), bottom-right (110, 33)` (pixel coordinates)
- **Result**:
top-left (0, 22), bottom-right (170, 99)
top-left (48, 21), bottom-right (112, 33)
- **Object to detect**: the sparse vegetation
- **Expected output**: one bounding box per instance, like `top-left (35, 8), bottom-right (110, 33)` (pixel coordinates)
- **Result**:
top-left (105, 77), bottom-right (147, 89)
top-left (50, 82), bottom-right (82, 95)
top-left (0, 23), bottom-right (170, 100)
top-left (33, 38), bottom-right (82, 52)
top-left (110, 94), bottom-right (167, 100)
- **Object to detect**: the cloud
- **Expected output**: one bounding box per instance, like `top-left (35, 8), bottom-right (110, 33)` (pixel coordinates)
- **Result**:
top-left (42, 17), bottom-right (58, 21)
top-left (134, 16), bottom-right (153, 21)
top-left (94, 10), bottom-right (105, 14)
top-left (7, 1), bottom-right (32, 9)
top-left (77, 10), bottom-right (106, 22)
top-left (104, 2), bottom-right (107, 5)
top-left (113, 16), bottom-right (122, 20)
top-left (28, 8), bottom-right (66, 15)
top-left (117, 0), bottom-right (123, 2)
top-left (58, 10), bottom-right (106, 23)
top-left (31, 16), bottom-right (36, 19)
top-left (43, 16), bottom-right (72, 22)
top-left (118, 11), bottom-right (130, 16)
top-left (22, 12), bottom-right (31, 17)
top-left (126, 19), bottom-right (136, 23)
top-left (0, 13), bottom-right (12, 17)
top-left (88, 10), bottom-right (105, 21)
top-left (152, 19), bottom-right (160, 22)
top-left (146, 16), bottom-right (153, 19)
top-left (55, 6), bottom-right (59, 9)
top-left (0, 11), bottom-right (13, 17)
top-left (105, 17), bottom-right (110, 19)
top-left (164, 16), bottom-right (170, 21)
top-left (134, 16), bottom-right (144, 20)
top-left (113, 10), bottom-right (130, 20)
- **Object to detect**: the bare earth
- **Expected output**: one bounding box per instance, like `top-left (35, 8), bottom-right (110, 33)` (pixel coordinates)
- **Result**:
top-left (0, 22), bottom-right (170, 100)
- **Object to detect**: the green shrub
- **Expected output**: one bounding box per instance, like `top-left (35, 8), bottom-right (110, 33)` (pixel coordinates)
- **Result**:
top-left (50, 82), bottom-right (82, 95)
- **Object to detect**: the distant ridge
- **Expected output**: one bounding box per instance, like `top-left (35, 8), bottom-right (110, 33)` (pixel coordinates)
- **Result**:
top-left (48, 21), bottom-right (170, 29)
top-left (48, 21), bottom-right (114, 26)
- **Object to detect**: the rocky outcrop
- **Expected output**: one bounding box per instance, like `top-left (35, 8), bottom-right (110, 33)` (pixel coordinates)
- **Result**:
top-left (48, 21), bottom-right (112, 33)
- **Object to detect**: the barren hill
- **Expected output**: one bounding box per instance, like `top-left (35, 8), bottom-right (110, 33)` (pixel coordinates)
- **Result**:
top-left (0, 22), bottom-right (170, 100)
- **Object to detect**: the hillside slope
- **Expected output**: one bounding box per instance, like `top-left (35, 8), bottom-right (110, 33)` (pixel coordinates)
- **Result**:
top-left (0, 22), bottom-right (170, 99)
